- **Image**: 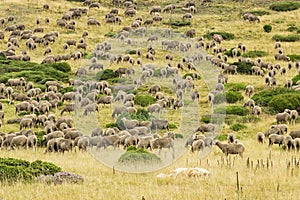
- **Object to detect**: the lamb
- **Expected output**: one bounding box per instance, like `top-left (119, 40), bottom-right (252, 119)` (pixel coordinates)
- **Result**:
top-left (10, 135), bottom-right (28, 150)
top-left (268, 134), bottom-right (284, 147)
top-left (193, 123), bottom-right (215, 133)
top-left (256, 132), bottom-right (265, 144)
top-left (275, 112), bottom-right (290, 124)
top-left (215, 141), bottom-right (245, 158)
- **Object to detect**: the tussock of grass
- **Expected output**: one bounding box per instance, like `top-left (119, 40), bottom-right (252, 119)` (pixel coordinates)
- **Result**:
top-left (272, 34), bottom-right (300, 42)
top-left (242, 50), bottom-right (268, 58)
top-left (269, 1), bottom-right (300, 12)
top-left (203, 31), bottom-right (235, 40)
top-left (118, 146), bottom-right (161, 164)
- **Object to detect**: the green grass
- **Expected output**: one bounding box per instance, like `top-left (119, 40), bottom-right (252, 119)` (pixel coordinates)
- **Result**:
top-left (269, 1), bottom-right (300, 12)
top-left (272, 34), bottom-right (300, 42)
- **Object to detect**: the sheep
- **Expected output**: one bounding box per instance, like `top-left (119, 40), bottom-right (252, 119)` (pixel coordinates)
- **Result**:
top-left (290, 130), bottom-right (300, 139)
top-left (2, 133), bottom-right (17, 149)
top-left (64, 130), bottom-right (82, 140)
top-left (193, 123), bottom-right (215, 133)
top-left (56, 138), bottom-right (74, 153)
top-left (227, 133), bottom-right (236, 143)
top-left (245, 85), bottom-right (254, 97)
top-left (276, 112), bottom-right (290, 124)
top-left (293, 138), bottom-right (300, 151)
top-left (243, 99), bottom-right (255, 111)
top-left (148, 103), bottom-right (162, 115)
top-left (43, 131), bottom-right (64, 143)
top-left (122, 118), bottom-right (139, 130)
top-left (173, 99), bottom-right (184, 110)
top-left (151, 119), bottom-right (169, 132)
top-left (91, 127), bottom-right (103, 137)
top-left (96, 135), bottom-right (120, 149)
top-left (44, 138), bottom-right (59, 153)
top-left (215, 141), bottom-right (245, 158)
top-left (77, 137), bottom-right (90, 151)
top-left (191, 139), bottom-right (205, 153)
top-left (252, 106), bottom-right (262, 117)
top-left (148, 84), bottom-right (161, 94)
top-left (61, 104), bottom-right (76, 115)
top-left (19, 117), bottom-right (33, 130)
top-left (137, 135), bottom-right (155, 150)
top-left (268, 134), bottom-right (284, 147)
top-left (10, 135), bottom-right (28, 150)
top-left (152, 132), bottom-right (175, 151)
top-left (83, 103), bottom-right (98, 116)
top-left (97, 95), bottom-right (113, 107)
top-left (284, 109), bottom-right (298, 126)
top-left (284, 135), bottom-right (294, 151)
top-left (27, 135), bottom-right (37, 150)
top-left (256, 132), bottom-right (265, 144)
top-left (270, 124), bottom-right (288, 135)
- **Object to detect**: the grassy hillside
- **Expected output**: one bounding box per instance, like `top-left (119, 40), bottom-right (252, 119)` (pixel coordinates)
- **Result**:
top-left (0, 0), bottom-right (300, 199)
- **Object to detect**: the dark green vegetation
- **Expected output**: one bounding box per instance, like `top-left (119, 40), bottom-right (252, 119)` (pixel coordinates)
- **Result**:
top-left (263, 24), bottom-right (272, 33)
top-left (243, 50), bottom-right (268, 58)
top-left (134, 95), bottom-right (156, 107)
top-left (214, 106), bottom-right (249, 116)
top-left (225, 83), bottom-right (246, 92)
top-left (203, 31), bottom-right (235, 40)
top-left (35, 131), bottom-right (47, 147)
top-left (0, 58), bottom-right (70, 90)
top-left (246, 10), bottom-right (270, 16)
top-left (230, 123), bottom-right (247, 131)
top-left (233, 61), bottom-right (254, 74)
top-left (0, 158), bottom-right (61, 183)
top-left (287, 54), bottom-right (300, 62)
top-left (252, 88), bottom-right (300, 113)
top-left (272, 34), bottom-right (300, 42)
top-left (213, 91), bottom-right (243, 104)
top-left (269, 1), bottom-right (300, 12)
top-left (166, 20), bottom-right (191, 28)
top-left (286, 25), bottom-right (299, 32)
top-left (118, 146), bottom-right (161, 164)
top-left (96, 69), bottom-right (118, 81)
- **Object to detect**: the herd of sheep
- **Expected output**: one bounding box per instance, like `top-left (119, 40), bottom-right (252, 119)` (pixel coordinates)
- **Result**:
top-left (0, 0), bottom-right (299, 162)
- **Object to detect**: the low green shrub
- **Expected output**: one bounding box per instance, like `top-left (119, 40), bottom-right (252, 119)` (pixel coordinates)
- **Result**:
top-left (263, 24), bottom-right (272, 33)
top-left (286, 26), bottom-right (299, 32)
top-left (287, 54), bottom-right (300, 62)
top-left (118, 146), bottom-right (161, 164)
top-left (269, 1), bottom-right (300, 12)
top-left (203, 31), bottom-right (235, 40)
top-left (268, 93), bottom-right (300, 113)
top-left (247, 10), bottom-right (270, 16)
top-left (214, 106), bottom-right (249, 116)
top-left (105, 122), bottom-right (118, 128)
top-left (59, 87), bottom-right (74, 94)
top-left (242, 50), bottom-right (268, 58)
top-left (230, 123), bottom-right (247, 131)
top-left (96, 69), bottom-right (118, 81)
top-left (35, 131), bottom-right (46, 147)
top-left (272, 34), bottom-right (300, 42)
top-left (131, 108), bottom-right (151, 121)
top-left (134, 95), bottom-right (156, 107)
top-left (232, 61), bottom-right (254, 74)
top-left (0, 158), bottom-right (61, 183)
top-left (166, 20), bottom-right (191, 27)
top-left (217, 134), bottom-right (228, 141)
top-left (226, 91), bottom-right (244, 103)
top-left (169, 123), bottom-right (177, 129)
top-left (225, 83), bottom-right (246, 92)
top-left (105, 31), bottom-right (116, 38)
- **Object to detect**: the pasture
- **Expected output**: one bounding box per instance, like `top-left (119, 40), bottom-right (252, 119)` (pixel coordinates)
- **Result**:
top-left (0, 0), bottom-right (300, 199)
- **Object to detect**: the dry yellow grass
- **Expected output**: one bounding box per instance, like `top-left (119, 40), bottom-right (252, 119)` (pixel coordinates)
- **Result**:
top-left (1, 0), bottom-right (300, 199)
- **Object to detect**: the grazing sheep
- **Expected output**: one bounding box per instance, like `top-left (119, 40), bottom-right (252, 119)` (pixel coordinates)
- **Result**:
top-left (252, 106), bottom-right (262, 117)
top-left (191, 139), bottom-right (205, 152)
top-left (152, 132), bottom-right (175, 151)
top-left (276, 112), bottom-right (290, 124)
top-left (43, 131), bottom-right (64, 143)
top-left (245, 85), bottom-right (254, 97)
top-left (2, 133), bottom-right (17, 149)
top-left (151, 119), bottom-right (169, 132)
top-left (64, 130), bottom-right (82, 140)
top-left (10, 135), bottom-right (28, 150)
top-left (97, 95), bottom-right (113, 107)
top-left (256, 132), bottom-right (265, 144)
top-left (77, 137), bottom-right (90, 151)
top-left (284, 109), bottom-right (298, 126)
top-left (83, 103), bottom-right (98, 116)
top-left (227, 133), bottom-right (236, 143)
top-left (137, 135), bottom-right (158, 150)
top-left (56, 138), bottom-right (74, 153)
top-left (122, 118), bottom-right (139, 130)
top-left (290, 130), bottom-right (300, 139)
top-left (193, 123), bottom-right (215, 133)
top-left (293, 138), bottom-right (300, 151)
top-left (284, 135), bottom-right (294, 151)
top-left (148, 103), bottom-right (162, 115)
top-left (270, 124), bottom-right (288, 135)
top-left (243, 99), bottom-right (255, 111)
top-left (19, 118), bottom-right (33, 130)
top-left (27, 134), bottom-right (37, 150)
top-left (215, 141), bottom-right (245, 158)
top-left (97, 135), bottom-right (120, 149)
top-left (268, 134), bottom-right (285, 148)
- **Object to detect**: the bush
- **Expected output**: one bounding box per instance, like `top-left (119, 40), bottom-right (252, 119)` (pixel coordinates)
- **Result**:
top-left (214, 106), bottom-right (249, 116)
top-left (59, 86), bottom-right (74, 94)
top-left (105, 31), bottom-right (116, 38)
top-left (44, 62), bottom-right (71, 73)
top-left (225, 83), bottom-right (246, 92)
top-left (230, 123), bottom-right (247, 131)
top-left (252, 88), bottom-right (297, 107)
top-left (224, 48), bottom-right (241, 57)
top-left (226, 91), bottom-right (244, 103)
top-left (272, 34), bottom-right (300, 42)
top-left (292, 74), bottom-right (300, 85)
top-left (165, 20), bottom-right (191, 27)
top-left (286, 26), bottom-right (298, 32)
top-left (105, 122), bottom-right (118, 128)
top-left (263, 24), bottom-right (272, 33)
top-left (134, 95), bottom-right (156, 107)
top-left (96, 69), bottom-right (117, 81)
top-left (131, 108), bottom-right (151, 121)
top-left (217, 134), bottom-right (228, 141)
top-left (0, 158), bottom-right (61, 183)
top-left (203, 31), bottom-right (235, 40)
top-left (268, 93), bottom-right (300, 113)
top-left (118, 146), bottom-right (161, 164)
top-left (269, 1), bottom-right (300, 12)
top-left (287, 54), bottom-right (300, 62)
top-left (169, 123), bottom-right (177, 129)
top-left (232, 61), bottom-right (254, 74)
top-left (247, 10), bottom-right (270, 16)
top-left (243, 50), bottom-right (268, 58)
